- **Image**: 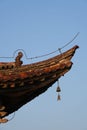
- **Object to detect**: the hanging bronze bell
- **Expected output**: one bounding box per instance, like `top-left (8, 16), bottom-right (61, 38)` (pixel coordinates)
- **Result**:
top-left (56, 80), bottom-right (61, 101)
top-left (56, 86), bottom-right (61, 101)
top-left (56, 86), bottom-right (61, 92)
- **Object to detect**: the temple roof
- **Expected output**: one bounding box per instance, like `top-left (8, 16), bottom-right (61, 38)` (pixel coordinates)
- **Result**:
top-left (0, 45), bottom-right (79, 123)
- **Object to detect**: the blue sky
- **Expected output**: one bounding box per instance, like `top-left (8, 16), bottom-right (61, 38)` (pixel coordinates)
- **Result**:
top-left (0, 0), bottom-right (87, 130)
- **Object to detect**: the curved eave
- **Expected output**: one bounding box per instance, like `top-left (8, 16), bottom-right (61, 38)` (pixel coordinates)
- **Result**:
top-left (0, 45), bottom-right (79, 119)
top-left (0, 45), bottom-right (79, 89)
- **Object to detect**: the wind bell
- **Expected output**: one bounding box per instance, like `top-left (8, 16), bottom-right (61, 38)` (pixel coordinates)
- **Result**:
top-left (56, 79), bottom-right (61, 101)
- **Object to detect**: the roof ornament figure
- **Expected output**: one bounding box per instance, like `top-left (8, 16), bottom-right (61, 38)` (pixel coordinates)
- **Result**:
top-left (15, 52), bottom-right (23, 67)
